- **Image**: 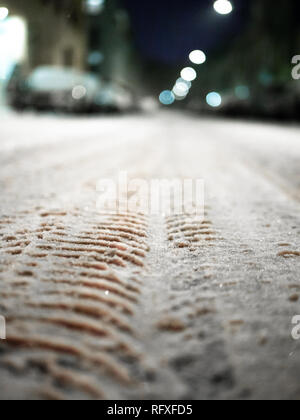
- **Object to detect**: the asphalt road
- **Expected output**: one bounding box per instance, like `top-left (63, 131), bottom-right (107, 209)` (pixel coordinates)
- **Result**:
top-left (1, 111), bottom-right (300, 400)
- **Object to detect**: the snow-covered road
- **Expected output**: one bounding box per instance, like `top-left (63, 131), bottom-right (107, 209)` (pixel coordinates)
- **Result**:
top-left (1, 111), bottom-right (300, 399)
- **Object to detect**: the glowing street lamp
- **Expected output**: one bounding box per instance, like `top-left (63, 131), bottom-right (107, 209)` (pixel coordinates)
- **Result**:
top-left (159, 90), bottom-right (175, 106)
top-left (181, 67), bottom-right (197, 82)
top-left (213, 0), bottom-right (233, 15)
top-left (189, 50), bottom-right (206, 65)
top-left (0, 7), bottom-right (9, 21)
top-left (173, 81), bottom-right (189, 98)
top-left (206, 92), bottom-right (222, 107)
top-left (85, 0), bottom-right (105, 14)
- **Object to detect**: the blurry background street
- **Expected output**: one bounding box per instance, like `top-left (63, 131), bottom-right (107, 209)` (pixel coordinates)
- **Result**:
top-left (0, 0), bottom-right (299, 118)
top-left (0, 0), bottom-right (300, 400)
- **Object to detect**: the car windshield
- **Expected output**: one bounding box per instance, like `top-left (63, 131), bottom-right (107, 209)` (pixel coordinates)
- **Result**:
top-left (28, 67), bottom-right (82, 91)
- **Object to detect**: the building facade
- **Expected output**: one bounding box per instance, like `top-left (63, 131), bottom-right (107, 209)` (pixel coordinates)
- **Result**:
top-left (0, 0), bottom-right (87, 74)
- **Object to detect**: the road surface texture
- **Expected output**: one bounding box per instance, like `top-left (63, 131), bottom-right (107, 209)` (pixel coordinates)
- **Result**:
top-left (1, 111), bottom-right (300, 400)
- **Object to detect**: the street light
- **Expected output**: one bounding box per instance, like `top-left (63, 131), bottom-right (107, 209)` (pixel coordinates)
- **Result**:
top-left (189, 50), bottom-right (206, 65)
top-left (206, 92), bottom-right (222, 107)
top-left (0, 7), bottom-right (9, 21)
top-left (181, 67), bottom-right (197, 82)
top-left (176, 78), bottom-right (191, 89)
top-left (173, 81), bottom-right (189, 98)
top-left (85, 0), bottom-right (105, 15)
top-left (213, 0), bottom-right (233, 15)
top-left (159, 90), bottom-right (175, 106)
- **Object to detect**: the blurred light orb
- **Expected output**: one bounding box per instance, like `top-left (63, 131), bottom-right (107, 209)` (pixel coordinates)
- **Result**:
top-left (235, 85), bottom-right (250, 100)
top-left (206, 92), bottom-right (222, 107)
top-left (0, 7), bottom-right (9, 21)
top-left (173, 82), bottom-right (189, 97)
top-left (88, 51), bottom-right (104, 66)
top-left (72, 85), bottom-right (87, 100)
top-left (174, 94), bottom-right (187, 101)
top-left (159, 90), bottom-right (175, 106)
top-left (259, 71), bottom-right (273, 86)
top-left (86, 0), bottom-right (105, 14)
top-left (176, 78), bottom-right (192, 89)
top-left (87, 0), bottom-right (104, 6)
top-left (189, 50), bottom-right (206, 65)
top-left (181, 67), bottom-right (197, 82)
top-left (213, 0), bottom-right (233, 15)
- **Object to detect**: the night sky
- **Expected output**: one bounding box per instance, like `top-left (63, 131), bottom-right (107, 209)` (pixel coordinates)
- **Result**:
top-left (122, 0), bottom-right (250, 64)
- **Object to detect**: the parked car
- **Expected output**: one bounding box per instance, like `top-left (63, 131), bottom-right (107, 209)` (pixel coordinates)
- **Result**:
top-left (6, 65), bottom-right (135, 114)
top-left (17, 66), bottom-right (100, 112)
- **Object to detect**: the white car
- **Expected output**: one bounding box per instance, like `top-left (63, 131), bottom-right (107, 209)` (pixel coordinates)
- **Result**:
top-left (22, 66), bottom-right (101, 112)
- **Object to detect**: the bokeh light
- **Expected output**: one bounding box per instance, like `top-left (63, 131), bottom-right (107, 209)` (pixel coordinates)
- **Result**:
top-left (235, 85), bottom-right (250, 100)
top-left (189, 50), bottom-right (206, 65)
top-left (213, 0), bottom-right (233, 15)
top-left (181, 67), bottom-right (197, 82)
top-left (86, 0), bottom-right (105, 14)
top-left (174, 94), bottom-right (187, 101)
top-left (206, 92), bottom-right (222, 107)
top-left (159, 90), bottom-right (175, 106)
top-left (173, 82), bottom-right (189, 97)
top-left (72, 85), bottom-right (87, 100)
top-left (259, 71), bottom-right (273, 86)
top-left (0, 7), bottom-right (9, 21)
top-left (88, 51), bottom-right (104, 66)
top-left (176, 78), bottom-right (192, 89)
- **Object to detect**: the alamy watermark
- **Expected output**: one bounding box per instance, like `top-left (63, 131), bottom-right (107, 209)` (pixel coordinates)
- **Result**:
top-left (292, 55), bottom-right (300, 80)
top-left (291, 316), bottom-right (300, 340)
top-left (0, 316), bottom-right (6, 340)
top-left (96, 171), bottom-right (204, 217)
